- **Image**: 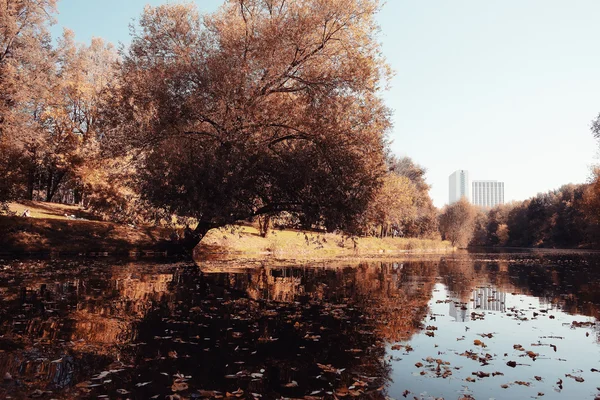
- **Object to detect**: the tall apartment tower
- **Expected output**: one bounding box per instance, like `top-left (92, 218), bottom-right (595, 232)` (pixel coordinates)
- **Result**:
top-left (449, 170), bottom-right (470, 204)
top-left (472, 180), bottom-right (504, 208)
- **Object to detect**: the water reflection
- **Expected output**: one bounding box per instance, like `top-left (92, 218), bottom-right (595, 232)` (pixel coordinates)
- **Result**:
top-left (0, 254), bottom-right (599, 399)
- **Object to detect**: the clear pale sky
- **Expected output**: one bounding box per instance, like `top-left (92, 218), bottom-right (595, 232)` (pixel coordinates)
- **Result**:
top-left (51, 0), bottom-right (600, 207)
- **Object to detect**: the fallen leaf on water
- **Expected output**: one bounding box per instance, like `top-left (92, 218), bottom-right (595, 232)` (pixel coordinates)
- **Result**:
top-left (317, 363), bottom-right (344, 374)
top-left (506, 361), bottom-right (517, 368)
top-left (283, 381), bottom-right (298, 388)
top-left (172, 380), bottom-right (189, 392)
top-left (565, 374), bottom-right (584, 383)
top-left (225, 388), bottom-right (244, 398)
top-left (92, 371), bottom-right (110, 380)
top-left (198, 390), bottom-right (220, 398)
top-left (346, 348), bottom-right (363, 353)
top-left (515, 381), bottom-right (530, 386)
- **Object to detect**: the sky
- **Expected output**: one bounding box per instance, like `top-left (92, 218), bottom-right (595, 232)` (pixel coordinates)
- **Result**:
top-left (51, 0), bottom-right (600, 207)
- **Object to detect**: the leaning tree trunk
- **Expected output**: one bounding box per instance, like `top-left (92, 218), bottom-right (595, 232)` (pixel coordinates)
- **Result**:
top-left (183, 220), bottom-right (213, 251)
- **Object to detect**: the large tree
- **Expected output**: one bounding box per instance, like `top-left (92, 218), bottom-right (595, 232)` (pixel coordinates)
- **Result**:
top-left (0, 0), bottom-right (57, 206)
top-left (32, 30), bottom-right (117, 202)
top-left (106, 0), bottom-right (391, 247)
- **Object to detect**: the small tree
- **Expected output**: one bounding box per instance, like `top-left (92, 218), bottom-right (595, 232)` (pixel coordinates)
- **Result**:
top-left (363, 174), bottom-right (416, 237)
top-left (438, 198), bottom-right (478, 248)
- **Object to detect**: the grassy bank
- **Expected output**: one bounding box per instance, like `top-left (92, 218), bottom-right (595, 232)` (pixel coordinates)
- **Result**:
top-left (1, 201), bottom-right (177, 256)
top-left (2, 201), bottom-right (454, 258)
top-left (198, 225), bottom-right (454, 260)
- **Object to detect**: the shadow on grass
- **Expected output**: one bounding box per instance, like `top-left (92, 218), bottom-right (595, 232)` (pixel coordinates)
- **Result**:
top-left (18, 200), bottom-right (102, 221)
top-left (0, 215), bottom-right (185, 256)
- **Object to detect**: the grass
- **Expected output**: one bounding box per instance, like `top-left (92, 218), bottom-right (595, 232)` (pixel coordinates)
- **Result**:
top-left (200, 225), bottom-right (454, 260)
top-left (8, 200), bottom-right (97, 220)
top-left (1, 201), bottom-right (177, 255)
top-left (2, 201), bottom-right (454, 258)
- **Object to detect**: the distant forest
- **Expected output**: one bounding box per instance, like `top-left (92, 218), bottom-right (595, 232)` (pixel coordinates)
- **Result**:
top-left (439, 170), bottom-right (600, 250)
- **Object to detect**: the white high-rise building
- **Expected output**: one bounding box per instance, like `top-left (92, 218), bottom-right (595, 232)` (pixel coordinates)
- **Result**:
top-left (472, 180), bottom-right (504, 208)
top-left (449, 170), bottom-right (470, 204)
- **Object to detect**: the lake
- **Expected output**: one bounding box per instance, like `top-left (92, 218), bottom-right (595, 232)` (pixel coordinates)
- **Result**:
top-left (0, 252), bottom-right (599, 399)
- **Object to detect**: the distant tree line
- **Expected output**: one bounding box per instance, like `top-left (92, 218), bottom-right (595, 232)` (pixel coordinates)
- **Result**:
top-left (439, 170), bottom-right (600, 249)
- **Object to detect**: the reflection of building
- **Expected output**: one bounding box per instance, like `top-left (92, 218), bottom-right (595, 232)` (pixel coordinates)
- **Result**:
top-left (449, 170), bottom-right (470, 204)
top-left (449, 286), bottom-right (507, 322)
top-left (472, 286), bottom-right (506, 312)
top-left (472, 180), bottom-right (504, 208)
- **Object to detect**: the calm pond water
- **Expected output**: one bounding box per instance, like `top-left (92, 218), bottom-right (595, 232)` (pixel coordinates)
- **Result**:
top-left (0, 252), bottom-right (599, 399)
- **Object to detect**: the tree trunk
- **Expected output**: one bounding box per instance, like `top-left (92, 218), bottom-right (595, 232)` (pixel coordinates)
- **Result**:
top-left (184, 220), bottom-right (213, 251)
top-left (27, 168), bottom-right (35, 201)
top-left (45, 171), bottom-right (53, 202)
top-left (258, 215), bottom-right (270, 238)
top-left (74, 186), bottom-right (84, 205)
top-left (46, 170), bottom-right (65, 203)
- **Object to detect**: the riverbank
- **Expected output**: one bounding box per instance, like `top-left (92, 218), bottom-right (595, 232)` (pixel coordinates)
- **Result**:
top-left (197, 224), bottom-right (454, 260)
top-left (1, 201), bottom-right (454, 258)
top-left (0, 201), bottom-right (178, 256)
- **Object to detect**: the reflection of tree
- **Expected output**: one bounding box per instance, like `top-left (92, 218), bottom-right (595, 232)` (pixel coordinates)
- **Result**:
top-left (118, 264), bottom-right (395, 399)
top-left (3, 254), bottom-right (600, 398)
top-left (203, 261), bottom-right (437, 342)
top-left (351, 262), bottom-right (436, 342)
top-left (0, 260), bottom-right (177, 397)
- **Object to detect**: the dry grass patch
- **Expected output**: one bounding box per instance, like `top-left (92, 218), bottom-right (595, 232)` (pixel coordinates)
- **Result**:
top-left (201, 225), bottom-right (453, 259)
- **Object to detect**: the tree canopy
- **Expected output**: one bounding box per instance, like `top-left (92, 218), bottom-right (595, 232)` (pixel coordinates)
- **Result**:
top-left (105, 0), bottom-right (392, 246)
